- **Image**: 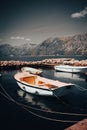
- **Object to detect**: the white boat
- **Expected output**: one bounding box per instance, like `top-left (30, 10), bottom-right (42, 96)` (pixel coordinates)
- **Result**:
top-left (54, 65), bottom-right (87, 73)
top-left (14, 72), bottom-right (73, 96)
top-left (21, 67), bottom-right (42, 75)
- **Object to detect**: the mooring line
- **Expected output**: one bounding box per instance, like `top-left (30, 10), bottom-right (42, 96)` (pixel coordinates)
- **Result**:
top-left (0, 83), bottom-right (15, 102)
top-left (20, 105), bottom-right (78, 123)
top-left (0, 83), bottom-right (87, 117)
top-left (75, 84), bottom-right (87, 91)
top-left (49, 88), bottom-right (70, 107)
top-left (0, 89), bottom-right (79, 123)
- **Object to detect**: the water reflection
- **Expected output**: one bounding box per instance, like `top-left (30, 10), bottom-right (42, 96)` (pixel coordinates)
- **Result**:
top-left (17, 89), bottom-right (51, 111)
top-left (54, 71), bottom-right (85, 81)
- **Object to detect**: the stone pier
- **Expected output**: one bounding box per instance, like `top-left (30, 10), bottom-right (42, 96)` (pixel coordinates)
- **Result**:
top-left (0, 58), bottom-right (87, 69)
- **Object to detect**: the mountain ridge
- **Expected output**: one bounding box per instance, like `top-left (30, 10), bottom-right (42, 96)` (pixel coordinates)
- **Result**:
top-left (32, 33), bottom-right (87, 55)
top-left (0, 33), bottom-right (87, 60)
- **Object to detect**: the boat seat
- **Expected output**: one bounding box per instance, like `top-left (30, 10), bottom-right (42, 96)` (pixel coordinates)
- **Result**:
top-left (44, 84), bottom-right (57, 88)
top-left (20, 76), bottom-right (36, 85)
top-left (37, 81), bottom-right (57, 88)
top-left (38, 81), bottom-right (45, 85)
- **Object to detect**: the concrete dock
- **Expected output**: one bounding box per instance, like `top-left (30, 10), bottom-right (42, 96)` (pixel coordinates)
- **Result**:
top-left (65, 119), bottom-right (87, 130)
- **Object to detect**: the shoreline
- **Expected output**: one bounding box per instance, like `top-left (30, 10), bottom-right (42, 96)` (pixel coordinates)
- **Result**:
top-left (0, 58), bottom-right (87, 69)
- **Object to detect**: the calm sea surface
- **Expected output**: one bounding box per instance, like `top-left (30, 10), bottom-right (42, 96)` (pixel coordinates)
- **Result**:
top-left (0, 56), bottom-right (87, 130)
top-left (0, 55), bottom-right (87, 61)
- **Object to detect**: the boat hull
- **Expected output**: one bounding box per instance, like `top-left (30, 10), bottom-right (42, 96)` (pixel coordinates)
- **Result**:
top-left (17, 81), bottom-right (53, 96)
top-left (54, 65), bottom-right (87, 73)
top-left (21, 67), bottom-right (42, 74)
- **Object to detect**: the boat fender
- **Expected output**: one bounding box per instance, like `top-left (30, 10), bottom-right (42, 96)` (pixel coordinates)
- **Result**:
top-left (35, 91), bottom-right (39, 95)
top-left (23, 86), bottom-right (26, 91)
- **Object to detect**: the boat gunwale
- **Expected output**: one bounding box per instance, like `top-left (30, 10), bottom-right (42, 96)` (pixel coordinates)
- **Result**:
top-left (55, 65), bottom-right (87, 69)
top-left (15, 79), bottom-right (52, 91)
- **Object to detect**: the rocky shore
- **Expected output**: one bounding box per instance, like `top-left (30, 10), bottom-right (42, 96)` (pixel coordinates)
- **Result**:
top-left (0, 58), bottom-right (87, 69)
top-left (42, 58), bottom-right (87, 66)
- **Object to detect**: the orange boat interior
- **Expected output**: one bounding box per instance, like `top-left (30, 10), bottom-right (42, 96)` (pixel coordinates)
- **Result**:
top-left (20, 76), bottom-right (57, 89)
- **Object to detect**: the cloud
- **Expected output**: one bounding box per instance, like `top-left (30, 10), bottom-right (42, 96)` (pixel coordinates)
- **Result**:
top-left (71, 6), bottom-right (87, 18)
top-left (10, 36), bottom-right (31, 42)
top-left (25, 38), bottom-right (31, 41)
top-left (10, 36), bottom-right (24, 40)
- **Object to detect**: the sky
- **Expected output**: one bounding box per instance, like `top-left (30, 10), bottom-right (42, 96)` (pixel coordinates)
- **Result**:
top-left (0, 0), bottom-right (87, 45)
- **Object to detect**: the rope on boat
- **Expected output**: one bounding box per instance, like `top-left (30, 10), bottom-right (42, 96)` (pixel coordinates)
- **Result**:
top-left (49, 84), bottom-right (87, 110)
top-left (49, 88), bottom-right (70, 107)
top-left (74, 84), bottom-right (87, 91)
top-left (0, 83), bottom-right (87, 117)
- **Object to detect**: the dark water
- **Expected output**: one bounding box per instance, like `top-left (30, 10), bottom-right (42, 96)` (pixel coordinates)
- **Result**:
top-left (0, 67), bottom-right (87, 130)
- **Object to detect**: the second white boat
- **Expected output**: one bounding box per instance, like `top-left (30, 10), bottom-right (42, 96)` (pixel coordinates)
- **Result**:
top-left (21, 67), bottom-right (42, 75)
top-left (54, 65), bottom-right (87, 73)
